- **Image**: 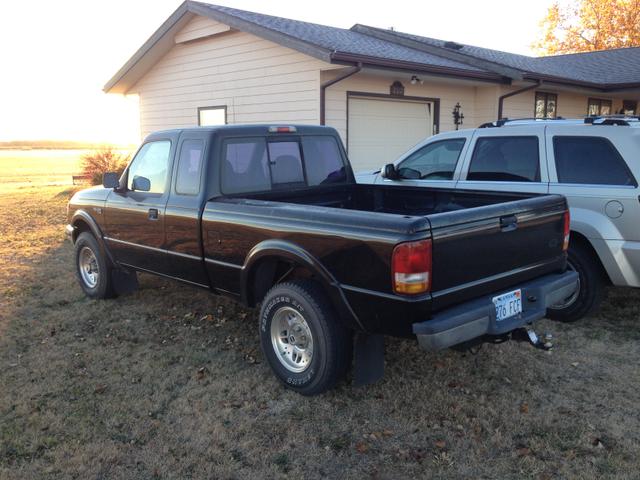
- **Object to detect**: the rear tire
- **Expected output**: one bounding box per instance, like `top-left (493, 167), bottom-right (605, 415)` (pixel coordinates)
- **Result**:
top-left (547, 242), bottom-right (604, 322)
top-left (74, 232), bottom-right (115, 299)
top-left (259, 280), bottom-right (351, 395)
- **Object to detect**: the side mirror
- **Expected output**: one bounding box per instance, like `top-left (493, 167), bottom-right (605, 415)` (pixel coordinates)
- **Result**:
top-left (381, 163), bottom-right (399, 180)
top-left (131, 175), bottom-right (151, 192)
top-left (102, 172), bottom-right (119, 189)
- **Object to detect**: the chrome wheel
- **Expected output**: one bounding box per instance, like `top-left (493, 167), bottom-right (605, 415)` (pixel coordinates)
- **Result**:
top-left (78, 246), bottom-right (99, 288)
top-left (270, 306), bottom-right (314, 373)
top-left (551, 260), bottom-right (580, 309)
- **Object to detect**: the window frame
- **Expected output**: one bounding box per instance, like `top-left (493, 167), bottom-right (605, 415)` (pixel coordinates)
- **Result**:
top-left (587, 98), bottom-right (612, 116)
top-left (125, 139), bottom-right (172, 195)
top-left (466, 135), bottom-right (541, 183)
top-left (551, 135), bottom-right (637, 188)
top-left (197, 105), bottom-right (227, 126)
top-left (397, 138), bottom-right (466, 181)
top-left (534, 91), bottom-right (558, 119)
top-left (175, 139), bottom-right (205, 196)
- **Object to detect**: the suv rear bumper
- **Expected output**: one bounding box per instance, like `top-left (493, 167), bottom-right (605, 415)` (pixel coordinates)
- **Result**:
top-left (412, 270), bottom-right (578, 351)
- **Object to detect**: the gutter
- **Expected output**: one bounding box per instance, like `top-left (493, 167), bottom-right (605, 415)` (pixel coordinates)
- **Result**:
top-left (497, 80), bottom-right (542, 120)
top-left (320, 63), bottom-right (362, 125)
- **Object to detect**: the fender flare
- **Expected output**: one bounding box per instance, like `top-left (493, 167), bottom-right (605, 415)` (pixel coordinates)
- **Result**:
top-left (70, 210), bottom-right (116, 266)
top-left (241, 239), bottom-right (363, 331)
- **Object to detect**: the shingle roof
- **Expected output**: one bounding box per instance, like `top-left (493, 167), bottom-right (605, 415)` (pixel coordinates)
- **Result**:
top-left (192, 2), bottom-right (492, 75)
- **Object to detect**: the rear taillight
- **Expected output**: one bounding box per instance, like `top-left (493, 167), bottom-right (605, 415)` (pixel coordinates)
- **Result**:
top-left (563, 211), bottom-right (570, 252)
top-left (392, 239), bottom-right (432, 295)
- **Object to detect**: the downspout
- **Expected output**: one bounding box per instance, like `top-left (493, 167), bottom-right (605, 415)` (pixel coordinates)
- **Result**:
top-left (320, 62), bottom-right (362, 125)
top-left (497, 80), bottom-right (542, 120)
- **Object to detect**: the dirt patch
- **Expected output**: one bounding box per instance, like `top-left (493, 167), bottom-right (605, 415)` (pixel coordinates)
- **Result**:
top-left (1, 185), bottom-right (639, 479)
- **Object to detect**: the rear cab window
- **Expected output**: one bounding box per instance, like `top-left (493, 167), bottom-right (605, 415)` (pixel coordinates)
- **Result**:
top-left (467, 136), bottom-right (540, 182)
top-left (552, 136), bottom-right (637, 186)
top-left (221, 135), bottom-right (348, 195)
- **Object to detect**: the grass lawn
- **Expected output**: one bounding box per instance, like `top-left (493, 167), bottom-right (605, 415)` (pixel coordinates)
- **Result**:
top-left (1, 184), bottom-right (639, 479)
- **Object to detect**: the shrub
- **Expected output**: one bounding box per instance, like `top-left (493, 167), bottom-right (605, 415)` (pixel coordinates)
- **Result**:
top-left (81, 146), bottom-right (131, 185)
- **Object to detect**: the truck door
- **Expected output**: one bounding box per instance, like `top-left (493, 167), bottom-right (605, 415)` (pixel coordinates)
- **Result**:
top-left (164, 131), bottom-right (210, 287)
top-left (104, 136), bottom-right (175, 274)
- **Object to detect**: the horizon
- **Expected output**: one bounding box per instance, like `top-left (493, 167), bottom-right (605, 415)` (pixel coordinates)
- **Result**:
top-left (1, 0), bottom-right (556, 144)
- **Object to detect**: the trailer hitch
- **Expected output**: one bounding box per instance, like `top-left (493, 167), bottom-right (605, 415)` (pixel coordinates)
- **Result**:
top-left (523, 327), bottom-right (553, 351)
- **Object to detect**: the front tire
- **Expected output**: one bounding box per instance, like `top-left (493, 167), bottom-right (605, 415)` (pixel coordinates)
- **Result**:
top-left (259, 280), bottom-right (351, 395)
top-left (547, 242), bottom-right (605, 322)
top-left (74, 232), bottom-right (115, 299)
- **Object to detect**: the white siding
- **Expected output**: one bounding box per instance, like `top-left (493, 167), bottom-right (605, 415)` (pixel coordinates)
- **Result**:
top-left (132, 16), bottom-right (332, 137)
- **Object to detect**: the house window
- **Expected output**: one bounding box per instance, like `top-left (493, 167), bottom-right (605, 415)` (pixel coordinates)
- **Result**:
top-left (535, 92), bottom-right (557, 118)
top-left (198, 106), bottom-right (226, 126)
top-left (587, 98), bottom-right (612, 116)
top-left (622, 100), bottom-right (637, 115)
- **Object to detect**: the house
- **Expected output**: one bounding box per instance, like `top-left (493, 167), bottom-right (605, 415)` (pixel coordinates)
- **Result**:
top-left (105, 1), bottom-right (640, 170)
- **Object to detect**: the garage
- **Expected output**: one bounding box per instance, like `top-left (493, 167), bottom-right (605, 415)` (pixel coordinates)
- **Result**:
top-left (347, 96), bottom-right (435, 171)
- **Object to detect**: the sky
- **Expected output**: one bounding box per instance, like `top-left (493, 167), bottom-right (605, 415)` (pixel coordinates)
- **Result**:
top-left (0, 0), bottom-right (556, 144)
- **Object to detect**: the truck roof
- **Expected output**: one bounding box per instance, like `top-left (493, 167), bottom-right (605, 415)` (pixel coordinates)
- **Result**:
top-left (146, 124), bottom-right (339, 138)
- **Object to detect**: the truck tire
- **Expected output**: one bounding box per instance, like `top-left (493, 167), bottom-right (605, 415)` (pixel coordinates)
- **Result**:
top-left (74, 232), bottom-right (115, 299)
top-left (547, 243), bottom-right (604, 322)
top-left (259, 280), bottom-right (351, 395)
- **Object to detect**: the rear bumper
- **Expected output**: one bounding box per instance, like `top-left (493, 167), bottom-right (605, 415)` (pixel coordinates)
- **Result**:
top-left (412, 270), bottom-right (578, 351)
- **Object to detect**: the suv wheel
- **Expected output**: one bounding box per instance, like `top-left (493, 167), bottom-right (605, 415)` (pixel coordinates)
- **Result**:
top-left (547, 243), bottom-right (604, 322)
top-left (259, 280), bottom-right (351, 395)
top-left (74, 232), bottom-right (115, 299)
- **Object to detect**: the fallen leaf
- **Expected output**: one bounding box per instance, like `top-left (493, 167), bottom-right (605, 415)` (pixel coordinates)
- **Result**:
top-left (196, 367), bottom-right (207, 380)
top-left (591, 437), bottom-right (605, 449)
top-left (520, 402), bottom-right (529, 414)
top-left (94, 384), bottom-right (107, 394)
top-left (517, 447), bottom-right (531, 457)
top-left (382, 429), bottom-right (393, 437)
top-left (355, 442), bottom-right (369, 453)
top-left (435, 440), bottom-right (446, 449)
top-left (571, 362), bottom-right (579, 367)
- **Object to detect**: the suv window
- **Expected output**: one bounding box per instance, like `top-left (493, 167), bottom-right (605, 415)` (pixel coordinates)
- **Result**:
top-left (553, 136), bottom-right (637, 186)
top-left (221, 136), bottom-right (348, 194)
top-left (468, 136), bottom-right (540, 182)
top-left (398, 139), bottom-right (465, 180)
top-left (127, 140), bottom-right (171, 193)
top-left (175, 139), bottom-right (204, 195)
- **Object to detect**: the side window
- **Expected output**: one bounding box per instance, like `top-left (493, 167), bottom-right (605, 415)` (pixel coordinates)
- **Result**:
top-left (301, 136), bottom-right (347, 185)
top-left (467, 136), bottom-right (540, 182)
top-left (127, 140), bottom-right (171, 193)
top-left (175, 140), bottom-right (204, 195)
top-left (268, 141), bottom-right (305, 186)
top-left (553, 136), bottom-right (637, 186)
top-left (398, 139), bottom-right (466, 180)
top-left (221, 138), bottom-right (270, 194)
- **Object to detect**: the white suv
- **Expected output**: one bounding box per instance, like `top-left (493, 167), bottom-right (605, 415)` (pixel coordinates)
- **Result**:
top-left (358, 117), bottom-right (640, 322)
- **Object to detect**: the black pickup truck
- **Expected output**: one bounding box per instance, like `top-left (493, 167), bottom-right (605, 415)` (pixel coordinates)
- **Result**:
top-left (66, 125), bottom-right (577, 395)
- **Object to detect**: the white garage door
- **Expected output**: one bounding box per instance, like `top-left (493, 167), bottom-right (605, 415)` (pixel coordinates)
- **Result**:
top-left (347, 97), bottom-right (433, 171)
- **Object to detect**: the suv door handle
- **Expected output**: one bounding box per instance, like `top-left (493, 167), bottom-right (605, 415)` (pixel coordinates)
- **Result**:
top-left (499, 215), bottom-right (518, 232)
top-left (148, 208), bottom-right (159, 220)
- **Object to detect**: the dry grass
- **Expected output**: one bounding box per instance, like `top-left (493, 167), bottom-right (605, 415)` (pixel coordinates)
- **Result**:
top-left (1, 184), bottom-right (639, 479)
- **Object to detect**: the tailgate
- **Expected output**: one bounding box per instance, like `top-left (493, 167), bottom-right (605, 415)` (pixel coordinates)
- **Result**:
top-left (428, 194), bottom-right (568, 311)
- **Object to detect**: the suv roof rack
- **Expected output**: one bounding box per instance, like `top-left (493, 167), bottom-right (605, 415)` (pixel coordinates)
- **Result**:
top-left (479, 115), bottom-right (640, 128)
top-left (584, 115), bottom-right (640, 126)
top-left (478, 117), bottom-right (566, 128)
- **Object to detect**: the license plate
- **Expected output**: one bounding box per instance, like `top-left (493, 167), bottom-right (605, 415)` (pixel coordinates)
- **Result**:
top-left (493, 289), bottom-right (522, 321)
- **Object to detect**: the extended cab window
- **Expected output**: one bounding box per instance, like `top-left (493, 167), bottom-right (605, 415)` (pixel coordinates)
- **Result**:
top-left (397, 139), bottom-right (465, 180)
top-left (553, 136), bottom-right (637, 186)
top-left (176, 140), bottom-right (204, 195)
top-left (467, 136), bottom-right (540, 182)
top-left (127, 140), bottom-right (171, 193)
top-left (221, 136), bottom-right (348, 194)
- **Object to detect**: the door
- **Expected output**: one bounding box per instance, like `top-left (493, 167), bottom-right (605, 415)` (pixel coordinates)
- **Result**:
top-left (546, 128), bottom-right (640, 242)
top-left (104, 137), bottom-right (175, 274)
top-left (457, 127), bottom-right (549, 194)
top-left (347, 96), bottom-right (433, 171)
top-left (164, 132), bottom-right (210, 286)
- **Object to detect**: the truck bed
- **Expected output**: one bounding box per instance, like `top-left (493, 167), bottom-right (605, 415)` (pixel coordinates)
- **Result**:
top-left (203, 184), bottom-right (567, 334)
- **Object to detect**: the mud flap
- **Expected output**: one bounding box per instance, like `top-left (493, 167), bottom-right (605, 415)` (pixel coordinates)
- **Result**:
top-left (112, 268), bottom-right (138, 295)
top-left (353, 333), bottom-right (384, 386)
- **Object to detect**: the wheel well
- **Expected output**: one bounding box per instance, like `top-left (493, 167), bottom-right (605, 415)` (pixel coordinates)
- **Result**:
top-left (569, 230), bottom-right (611, 285)
top-left (72, 219), bottom-right (93, 243)
top-left (248, 257), bottom-right (319, 307)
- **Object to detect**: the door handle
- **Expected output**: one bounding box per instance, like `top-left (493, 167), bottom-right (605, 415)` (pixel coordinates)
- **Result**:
top-left (499, 215), bottom-right (518, 232)
top-left (148, 208), bottom-right (159, 220)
